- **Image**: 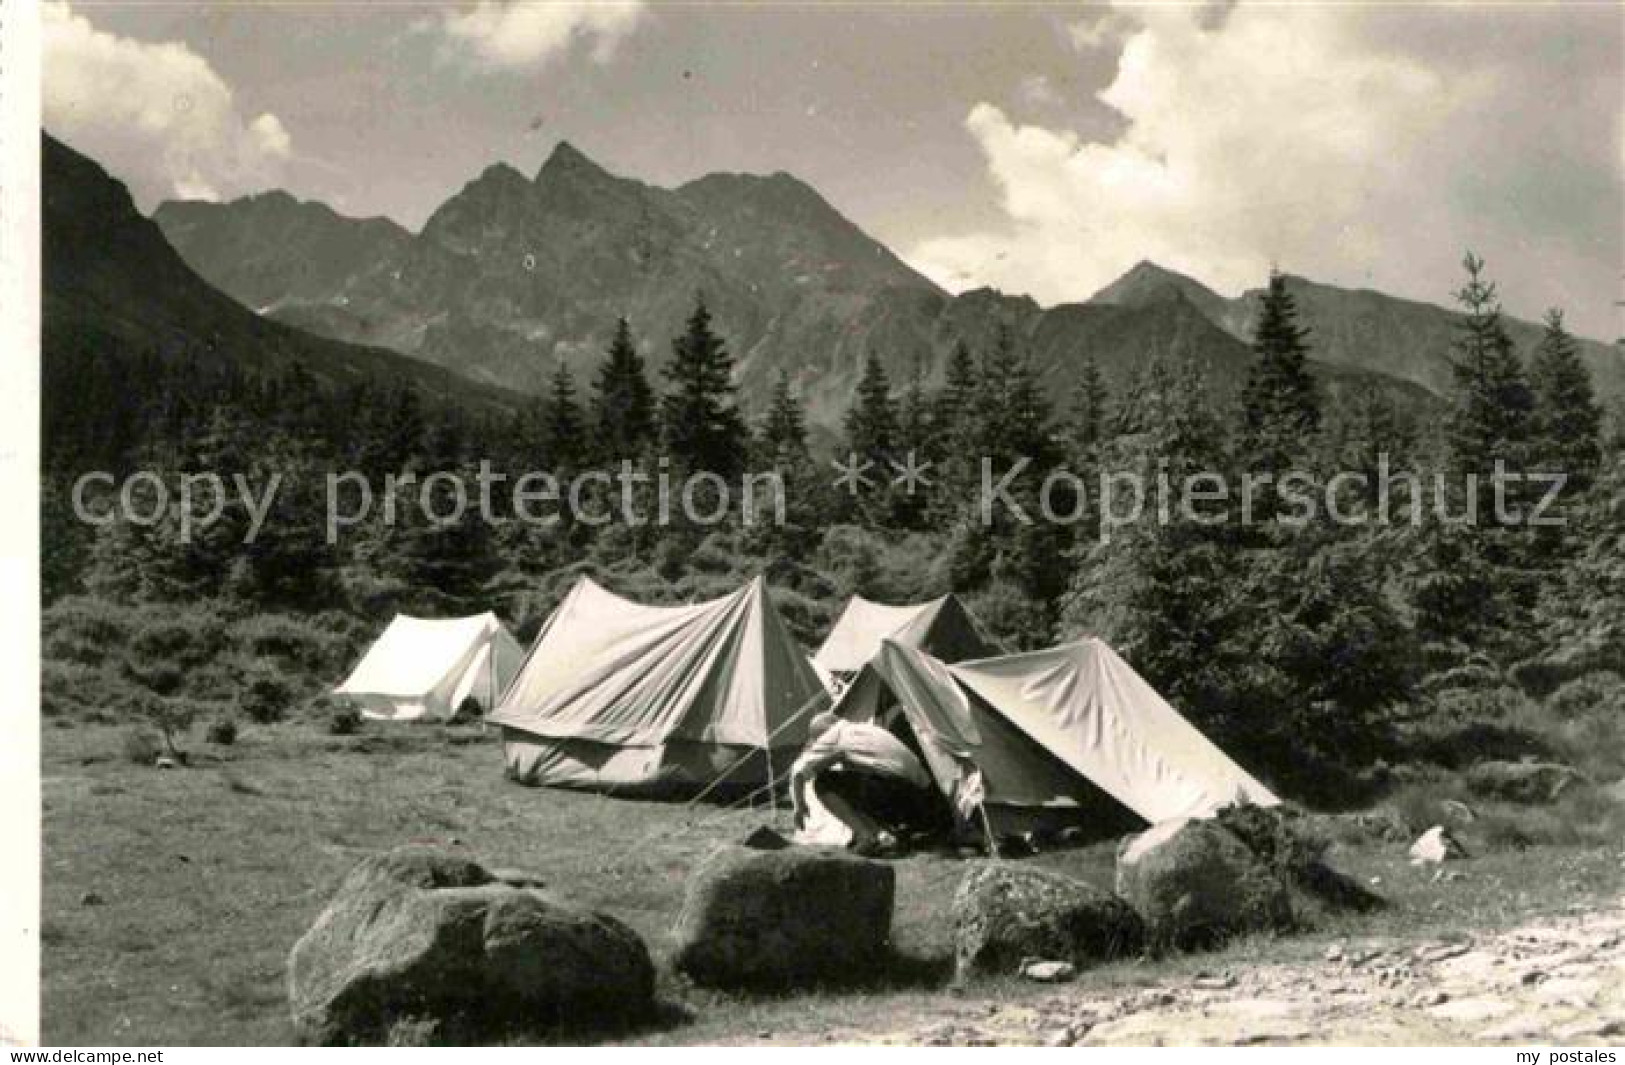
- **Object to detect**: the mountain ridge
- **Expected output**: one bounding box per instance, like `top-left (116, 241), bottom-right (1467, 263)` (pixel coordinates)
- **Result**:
top-left (45, 132), bottom-right (521, 419)
top-left (149, 139), bottom-right (1622, 426)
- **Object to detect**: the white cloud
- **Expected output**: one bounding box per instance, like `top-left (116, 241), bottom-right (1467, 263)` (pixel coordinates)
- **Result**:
top-left (437, 1), bottom-right (646, 69)
top-left (43, 1), bottom-right (293, 206)
top-left (908, 3), bottom-right (1620, 334)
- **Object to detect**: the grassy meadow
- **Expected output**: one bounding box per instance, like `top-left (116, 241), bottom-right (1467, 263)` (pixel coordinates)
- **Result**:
top-left (40, 717), bottom-right (1622, 1046)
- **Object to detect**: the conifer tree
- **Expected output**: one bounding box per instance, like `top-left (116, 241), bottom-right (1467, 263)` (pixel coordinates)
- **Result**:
top-left (660, 296), bottom-right (747, 479)
top-left (541, 362), bottom-right (583, 470)
top-left (1447, 253), bottom-right (1533, 479)
top-left (844, 353), bottom-right (897, 467)
top-left (1528, 308), bottom-right (1602, 486)
top-left (929, 340), bottom-right (983, 524)
top-left (896, 357), bottom-right (933, 460)
top-left (934, 341), bottom-right (980, 451)
top-left (1240, 271), bottom-right (1320, 476)
top-left (593, 317), bottom-right (656, 461)
top-left (359, 386), bottom-right (425, 478)
top-left (1065, 355), bottom-right (1110, 460)
top-left (759, 371), bottom-right (808, 463)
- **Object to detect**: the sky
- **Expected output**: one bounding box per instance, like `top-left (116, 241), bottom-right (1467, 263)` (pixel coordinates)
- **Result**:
top-left (42, 1), bottom-right (1625, 339)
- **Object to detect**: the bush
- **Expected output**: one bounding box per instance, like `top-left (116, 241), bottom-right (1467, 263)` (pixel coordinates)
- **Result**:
top-left (122, 728), bottom-right (161, 765)
top-left (127, 609), bottom-right (230, 671)
top-left (205, 716), bottom-right (239, 746)
top-left (1470, 785), bottom-right (1625, 852)
top-left (1409, 720), bottom-right (1555, 769)
top-left (328, 705), bottom-right (363, 736)
top-left (965, 580), bottom-right (1052, 651)
top-left (42, 596), bottom-right (134, 667)
top-left (1429, 685), bottom-right (1533, 722)
top-left (1383, 776), bottom-right (1474, 836)
top-left (1421, 661), bottom-right (1504, 695)
top-left (234, 613), bottom-right (346, 679)
top-left (41, 660), bottom-right (123, 722)
top-left (1547, 672), bottom-right (1623, 720)
top-left (237, 664), bottom-right (297, 724)
top-left (452, 696), bottom-right (483, 722)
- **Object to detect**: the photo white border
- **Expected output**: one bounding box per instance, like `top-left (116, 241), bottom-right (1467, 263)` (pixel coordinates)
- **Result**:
top-left (0, 0), bottom-right (43, 1048)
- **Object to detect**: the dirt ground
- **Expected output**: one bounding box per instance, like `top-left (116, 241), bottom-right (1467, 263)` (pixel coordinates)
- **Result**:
top-left (39, 722), bottom-right (1625, 1046)
top-left (779, 899), bottom-right (1625, 1047)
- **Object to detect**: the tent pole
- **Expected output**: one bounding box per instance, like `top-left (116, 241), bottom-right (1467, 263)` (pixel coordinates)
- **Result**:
top-left (764, 744), bottom-right (778, 827)
top-left (977, 804), bottom-right (1000, 860)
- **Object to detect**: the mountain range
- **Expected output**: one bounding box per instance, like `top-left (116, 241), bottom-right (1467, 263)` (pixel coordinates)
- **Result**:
top-left (52, 132), bottom-right (1624, 438)
top-left (44, 133), bottom-right (520, 421)
top-left (152, 140), bottom-right (1625, 432)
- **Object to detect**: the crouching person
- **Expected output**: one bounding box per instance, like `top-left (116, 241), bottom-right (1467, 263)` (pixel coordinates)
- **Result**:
top-left (789, 711), bottom-right (947, 855)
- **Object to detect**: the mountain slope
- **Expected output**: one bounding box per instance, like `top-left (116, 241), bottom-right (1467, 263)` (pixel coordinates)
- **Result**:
top-left (1090, 265), bottom-right (1625, 405)
top-left (153, 142), bottom-right (1463, 427)
top-left (44, 132), bottom-right (520, 417)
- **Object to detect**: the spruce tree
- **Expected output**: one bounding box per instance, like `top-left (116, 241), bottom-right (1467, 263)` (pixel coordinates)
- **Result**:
top-left (934, 341), bottom-right (980, 450)
top-left (1240, 271), bottom-right (1320, 475)
top-left (1528, 308), bottom-right (1602, 486)
top-left (760, 371), bottom-right (808, 463)
top-left (541, 362), bottom-right (583, 470)
top-left (976, 325), bottom-right (1053, 466)
top-left (1447, 252), bottom-right (1533, 479)
top-left (593, 317), bottom-right (655, 461)
top-left (844, 353), bottom-right (897, 466)
top-left (930, 340), bottom-right (982, 524)
top-left (359, 386), bottom-right (425, 478)
top-left (748, 372), bottom-right (823, 555)
top-left (660, 296), bottom-right (747, 479)
top-left (1065, 355), bottom-right (1110, 460)
top-left (891, 355), bottom-right (927, 450)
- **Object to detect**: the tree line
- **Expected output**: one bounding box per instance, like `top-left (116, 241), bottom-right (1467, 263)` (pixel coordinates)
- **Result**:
top-left (41, 255), bottom-right (1623, 802)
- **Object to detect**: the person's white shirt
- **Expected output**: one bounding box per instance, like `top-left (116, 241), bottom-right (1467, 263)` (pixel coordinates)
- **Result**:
top-left (791, 719), bottom-right (931, 790)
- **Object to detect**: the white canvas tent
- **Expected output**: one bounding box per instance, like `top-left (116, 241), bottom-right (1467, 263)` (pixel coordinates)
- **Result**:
top-left (829, 636), bottom-right (1278, 838)
top-left (490, 576), bottom-right (827, 793)
top-left (334, 613), bottom-right (523, 721)
top-left (813, 594), bottom-right (1000, 678)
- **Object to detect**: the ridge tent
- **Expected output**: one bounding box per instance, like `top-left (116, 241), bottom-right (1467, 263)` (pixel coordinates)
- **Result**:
top-left (825, 636), bottom-right (1278, 840)
top-left (813, 594), bottom-right (1000, 679)
top-left (334, 613), bottom-right (523, 721)
top-left (490, 576), bottom-right (828, 794)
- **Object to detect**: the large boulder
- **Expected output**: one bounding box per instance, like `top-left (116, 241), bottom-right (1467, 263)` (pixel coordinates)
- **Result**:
top-left (1115, 817), bottom-right (1293, 950)
top-left (951, 863), bottom-right (1143, 980)
top-left (1464, 760), bottom-right (1587, 804)
top-left (671, 844), bottom-right (895, 989)
top-left (288, 847), bottom-right (655, 1045)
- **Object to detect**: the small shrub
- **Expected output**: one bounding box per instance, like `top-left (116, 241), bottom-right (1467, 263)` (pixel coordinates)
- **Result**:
top-left (234, 613), bottom-right (345, 679)
top-left (237, 665), bottom-right (297, 724)
top-left (1421, 661), bottom-right (1504, 695)
top-left (385, 1016), bottom-right (440, 1047)
top-left (1409, 719), bottom-right (1554, 769)
top-left (328, 705), bottom-right (363, 736)
top-left (1466, 786), bottom-right (1625, 852)
top-left (1428, 685), bottom-right (1533, 723)
top-left (452, 696), bottom-right (483, 722)
top-left (40, 659), bottom-right (121, 721)
top-left (122, 728), bottom-right (161, 765)
top-left (1547, 672), bottom-right (1623, 720)
top-left (127, 609), bottom-right (229, 670)
top-left (205, 716), bottom-right (239, 746)
top-left (1383, 775), bottom-right (1473, 835)
top-left (1509, 657), bottom-right (1568, 697)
